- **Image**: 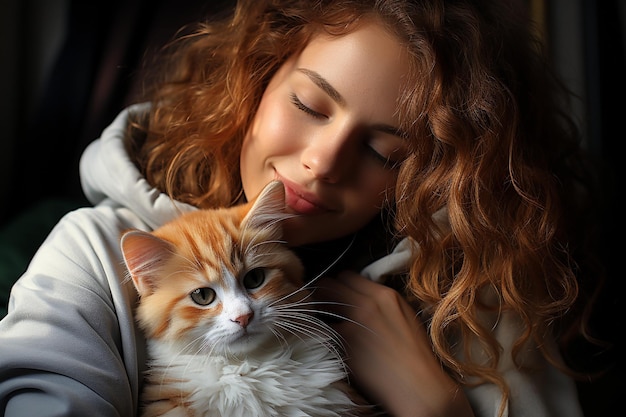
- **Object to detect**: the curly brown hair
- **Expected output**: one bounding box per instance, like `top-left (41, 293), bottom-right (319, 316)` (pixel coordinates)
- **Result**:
top-left (129, 1), bottom-right (601, 415)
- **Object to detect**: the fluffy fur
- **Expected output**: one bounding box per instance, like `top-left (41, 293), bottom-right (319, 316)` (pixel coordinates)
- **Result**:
top-left (121, 181), bottom-right (367, 417)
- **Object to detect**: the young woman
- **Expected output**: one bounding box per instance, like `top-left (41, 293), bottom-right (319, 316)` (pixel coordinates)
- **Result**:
top-left (0, 0), bottom-right (599, 416)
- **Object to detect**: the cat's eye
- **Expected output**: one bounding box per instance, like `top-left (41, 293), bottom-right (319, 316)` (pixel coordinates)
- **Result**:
top-left (243, 268), bottom-right (266, 289)
top-left (190, 287), bottom-right (216, 305)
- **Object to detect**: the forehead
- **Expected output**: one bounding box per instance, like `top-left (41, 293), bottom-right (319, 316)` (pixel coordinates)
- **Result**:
top-left (294, 22), bottom-right (409, 119)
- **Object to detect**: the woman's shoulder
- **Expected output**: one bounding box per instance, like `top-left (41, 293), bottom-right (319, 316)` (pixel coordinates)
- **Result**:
top-left (42, 202), bottom-right (149, 254)
top-left (0, 202), bottom-right (143, 417)
top-left (79, 102), bottom-right (196, 230)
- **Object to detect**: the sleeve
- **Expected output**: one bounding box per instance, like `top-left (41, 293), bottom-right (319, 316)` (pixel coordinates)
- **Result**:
top-left (0, 207), bottom-right (143, 417)
top-left (361, 239), bottom-right (585, 417)
top-left (460, 309), bottom-right (585, 417)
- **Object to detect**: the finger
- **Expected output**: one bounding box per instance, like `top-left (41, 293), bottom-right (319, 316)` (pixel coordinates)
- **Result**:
top-left (309, 276), bottom-right (376, 329)
top-left (333, 270), bottom-right (383, 296)
top-left (333, 271), bottom-right (420, 321)
top-left (314, 271), bottom-right (383, 304)
top-left (309, 276), bottom-right (346, 305)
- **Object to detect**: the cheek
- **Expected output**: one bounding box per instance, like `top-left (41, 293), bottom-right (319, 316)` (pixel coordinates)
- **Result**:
top-left (241, 96), bottom-right (302, 197)
top-left (255, 96), bottom-right (303, 152)
top-left (345, 169), bottom-right (397, 220)
top-left (359, 168), bottom-right (397, 205)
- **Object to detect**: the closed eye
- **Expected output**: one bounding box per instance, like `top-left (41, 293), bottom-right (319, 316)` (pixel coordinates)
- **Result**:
top-left (366, 145), bottom-right (392, 166)
top-left (290, 93), bottom-right (327, 120)
top-left (367, 147), bottom-right (404, 171)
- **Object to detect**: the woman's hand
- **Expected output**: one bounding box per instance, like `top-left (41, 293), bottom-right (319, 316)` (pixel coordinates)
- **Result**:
top-left (315, 271), bottom-right (474, 417)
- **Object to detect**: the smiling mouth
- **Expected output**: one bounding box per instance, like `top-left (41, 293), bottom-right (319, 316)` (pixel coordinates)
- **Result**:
top-left (270, 169), bottom-right (335, 215)
top-left (284, 186), bottom-right (327, 215)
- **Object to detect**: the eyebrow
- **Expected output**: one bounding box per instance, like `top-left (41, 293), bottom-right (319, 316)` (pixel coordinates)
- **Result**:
top-left (372, 123), bottom-right (408, 139)
top-left (297, 68), bottom-right (346, 106)
top-left (297, 67), bottom-right (408, 139)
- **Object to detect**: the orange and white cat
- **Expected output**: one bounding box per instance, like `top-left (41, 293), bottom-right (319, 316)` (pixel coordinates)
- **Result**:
top-left (121, 181), bottom-right (368, 417)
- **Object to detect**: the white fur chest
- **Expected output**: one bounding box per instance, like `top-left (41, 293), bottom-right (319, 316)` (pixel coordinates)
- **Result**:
top-left (143, 336), bottom-right (359, 417)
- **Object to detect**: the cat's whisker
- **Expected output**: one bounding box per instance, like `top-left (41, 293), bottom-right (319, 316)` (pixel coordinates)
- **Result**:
top-left (267, 287), bottom-right (311, 308)
top-left (268, 308), bottom-right (345, 343)
top-left (305, 234), bottom-right (356, 286)
top-left (273, 317), bottom-right (332, 346)
top-left (276, 312), bottom-right (344, 344)
top-left (168, 251), bottom-right (201, 271)
top-left (272, 323), bottom-right (315, 351)
top-left (273, 320), bottom-right (346, 372)
top-left (242, 212), bottom-right (297, 254)
top-left (121, 271), bottom-right (134, 285)
top-left (273, 298), bottom-right (367, 325)
top-left (268, 325), bottom-right (289, 350)
top-left (268, 235), bottom-right (356, 308)
top-left (248, 239), bottom-right (288, 252)
top-left (205, 340), bottom-right (225, 361)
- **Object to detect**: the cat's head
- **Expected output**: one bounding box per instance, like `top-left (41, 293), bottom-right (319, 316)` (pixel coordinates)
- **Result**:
top-left (120, 181), bottom-right (307, 355)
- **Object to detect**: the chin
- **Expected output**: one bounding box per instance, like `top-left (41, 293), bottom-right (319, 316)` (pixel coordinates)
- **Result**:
top-left (222, 329), bottom-right (271, 356)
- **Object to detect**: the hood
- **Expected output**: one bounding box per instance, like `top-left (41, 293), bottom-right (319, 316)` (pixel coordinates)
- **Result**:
top-left (79, 103), bottom-right (196, 230)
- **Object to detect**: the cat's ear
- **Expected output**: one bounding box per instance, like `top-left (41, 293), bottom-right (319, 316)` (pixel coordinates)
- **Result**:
top-left (242, 180), bottom-right (289, 237)
top-left (120, 230), bottom-right (175, 296)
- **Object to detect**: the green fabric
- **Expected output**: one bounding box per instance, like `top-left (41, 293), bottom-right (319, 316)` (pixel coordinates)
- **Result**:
top-left (0, 199), bottom-right (85, 318)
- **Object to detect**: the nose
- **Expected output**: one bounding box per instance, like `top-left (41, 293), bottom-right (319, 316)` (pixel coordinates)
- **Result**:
top-left (301, 128), bottom-right (353, 183)
top-left (231, 311), bottom-right (254, 328)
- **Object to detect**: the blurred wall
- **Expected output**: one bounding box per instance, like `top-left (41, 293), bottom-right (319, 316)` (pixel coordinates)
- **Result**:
top-left (0, 0), bottom-right (69, 221)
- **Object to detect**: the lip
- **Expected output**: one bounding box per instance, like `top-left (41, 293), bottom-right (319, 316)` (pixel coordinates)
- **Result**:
top-left (275, 175), bottom-right (331, 215)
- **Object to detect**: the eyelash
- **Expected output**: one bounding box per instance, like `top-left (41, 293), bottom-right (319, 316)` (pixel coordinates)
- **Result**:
top-left (366, 145), bottom-right (403, 170)
top-left (289, 92), bottom-right (401, 169)
top-left (366, 146), bottom-right (391, 166)
top-left (290, 93), bottom-right (326, 119)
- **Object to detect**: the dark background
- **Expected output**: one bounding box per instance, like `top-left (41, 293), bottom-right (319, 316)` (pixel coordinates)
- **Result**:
top-left (0, 1), bottom-right (623, 415)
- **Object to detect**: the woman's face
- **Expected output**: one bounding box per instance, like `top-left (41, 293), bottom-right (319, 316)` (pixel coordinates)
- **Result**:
top-left (240, 22), bottom-right (410, 246)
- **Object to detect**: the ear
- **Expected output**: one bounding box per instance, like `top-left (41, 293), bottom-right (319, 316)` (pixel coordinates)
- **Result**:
top-left (241, 180), bottom-right (289, 238)
top-left (120, 230), bottom-right (175, 296)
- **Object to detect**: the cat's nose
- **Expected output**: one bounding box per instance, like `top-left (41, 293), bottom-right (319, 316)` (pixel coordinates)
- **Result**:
top-left (232, 312), bottom-right (254, 328)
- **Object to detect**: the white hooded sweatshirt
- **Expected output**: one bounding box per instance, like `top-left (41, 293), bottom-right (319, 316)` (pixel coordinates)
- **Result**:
top-left (0, 104), bottom-right (583, 417)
